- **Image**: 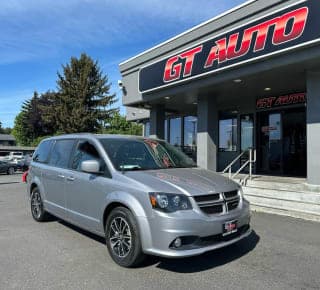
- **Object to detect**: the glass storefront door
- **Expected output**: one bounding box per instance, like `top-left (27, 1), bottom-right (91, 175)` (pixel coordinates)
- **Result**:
top-left (258, 112), bottom-right (282, 174)
top-left (282, 108), bottom-right (306, 176)
top-left (240, 114), bottom-right (254, 171)
top-left (258, 108), bottom-right (306, 176)
top-left (241, 114), bottom-right (254, 152)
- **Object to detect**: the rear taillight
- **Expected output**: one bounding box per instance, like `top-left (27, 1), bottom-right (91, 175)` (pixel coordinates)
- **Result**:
top-left (22, 171), bottom-right (28, 183)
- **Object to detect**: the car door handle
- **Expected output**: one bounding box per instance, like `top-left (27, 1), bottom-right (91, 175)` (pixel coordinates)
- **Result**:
top-left (57, 174), bottom-right (65, 179)
top-left (66, 176), bottom-right (75, 181)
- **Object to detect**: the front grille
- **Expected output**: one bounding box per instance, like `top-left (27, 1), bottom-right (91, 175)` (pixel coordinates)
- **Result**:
top-left (194, 193), bottom-right (220, 203)
top-left (201, 204), bottom-right (224, 215)
top-left (223, 190), bottom-right (238, 200)
top-left (194, 190), bottom-right (240, 215)
top-left (227, 199), bottom-right (239, 211)
top-left (194, 193), bottom-right (224, 215)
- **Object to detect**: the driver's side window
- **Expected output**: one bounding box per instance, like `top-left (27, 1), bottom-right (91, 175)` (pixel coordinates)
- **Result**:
top-left (71, 140), bottom-right (106, 173)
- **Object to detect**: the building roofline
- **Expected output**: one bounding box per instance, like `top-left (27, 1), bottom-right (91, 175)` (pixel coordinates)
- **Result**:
top-left (0, 134), bottom-right (15, 141)
top-left (119, 0), bottom-right (257, 67)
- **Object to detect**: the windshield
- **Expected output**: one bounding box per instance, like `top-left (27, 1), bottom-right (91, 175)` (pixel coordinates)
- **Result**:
top-left (100, 138), bottom-right (196, 171)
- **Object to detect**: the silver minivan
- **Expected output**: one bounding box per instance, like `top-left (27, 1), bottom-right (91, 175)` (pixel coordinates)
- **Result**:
top-left (27, 134), bottom-right (251, 267)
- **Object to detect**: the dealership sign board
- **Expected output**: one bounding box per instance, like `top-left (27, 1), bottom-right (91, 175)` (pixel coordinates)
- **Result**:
top-left (139, 0), bottom-right (320, 93)
top-left (256, 92), bottom-right (306, 110)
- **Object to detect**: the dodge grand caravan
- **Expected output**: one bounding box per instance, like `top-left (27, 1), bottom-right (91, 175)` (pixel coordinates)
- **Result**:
top-left (27, 134), bottom-right (251, 267)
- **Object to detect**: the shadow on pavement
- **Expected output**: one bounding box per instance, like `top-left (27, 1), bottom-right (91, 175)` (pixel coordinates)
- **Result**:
top-left (0, 182), bottom-right (21, 185)
top-left (56, 218), bottom-right (260, 272)
top-left (58, 219), bottom-right (106, 244)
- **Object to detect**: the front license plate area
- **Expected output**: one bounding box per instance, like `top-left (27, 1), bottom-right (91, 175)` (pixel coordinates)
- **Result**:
top-left (222, 220), bottom-right (238, 236)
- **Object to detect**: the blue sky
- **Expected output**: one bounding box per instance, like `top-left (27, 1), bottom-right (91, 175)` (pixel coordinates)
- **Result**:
top-left (0, 0), bottom-right (246, 128)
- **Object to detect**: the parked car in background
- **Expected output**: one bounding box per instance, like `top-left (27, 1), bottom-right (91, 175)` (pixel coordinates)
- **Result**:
top-left (27, 134), bottom-right (251, 267)
top-left (16, 154), bottom-right (32, 171)
top-left (7, 152), bottom-right (24, 161)
top-left (0, 151), bottom-right (9, 161)
top-left (0, 160), bottom-right (17, 175)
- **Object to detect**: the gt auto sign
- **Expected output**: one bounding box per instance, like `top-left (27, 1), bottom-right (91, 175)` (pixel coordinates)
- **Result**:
top-left (139, 0), bottom-right (320, 93)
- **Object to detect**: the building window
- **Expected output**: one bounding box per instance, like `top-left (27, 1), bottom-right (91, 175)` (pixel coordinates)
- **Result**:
top-left (144, 121), bottom-right (150, 137)
top-left (241, 114), bottom-right (254, 151)
top-left (165, 119), bottom-right (169, 142)
top-left (169, 117), bottom-right (182, 147)
top-left (184, 116), bottom-right (197, 160)
top-left (219, 116), bottom-right (237, 152)
top-left (184, 116), bottom-right (197, 147)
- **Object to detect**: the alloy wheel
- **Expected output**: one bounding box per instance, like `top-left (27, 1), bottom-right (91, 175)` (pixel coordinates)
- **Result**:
top-left (109, 217), bottom-right (132, 258)
top-left (31, 191), bottom-right (43, 219)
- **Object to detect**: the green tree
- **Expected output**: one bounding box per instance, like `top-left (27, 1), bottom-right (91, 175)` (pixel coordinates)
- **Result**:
top-left (12, 91), bottom-right (57, 145)
top-left (51, 53), bottom-right (118, 133)
top-left (103, 112), bottom-right (142, 136)
top-left (0, 121), bottom-right (12, 134)
top-left (12, 112), bottom-right (30, 145)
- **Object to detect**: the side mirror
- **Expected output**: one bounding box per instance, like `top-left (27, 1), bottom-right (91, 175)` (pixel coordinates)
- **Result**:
top-left (81, 160), bottom-right (100, 174)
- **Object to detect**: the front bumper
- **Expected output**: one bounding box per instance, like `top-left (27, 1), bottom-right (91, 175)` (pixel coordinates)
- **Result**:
top-left (138, 200), bottom-right (251, 258)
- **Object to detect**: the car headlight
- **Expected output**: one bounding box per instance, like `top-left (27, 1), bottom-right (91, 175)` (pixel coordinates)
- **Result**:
top-left (149, 192), bottom-right (192, 213)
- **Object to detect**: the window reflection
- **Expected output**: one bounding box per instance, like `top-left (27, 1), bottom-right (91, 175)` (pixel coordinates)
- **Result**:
top-left (144, 121), bottom-right (150, 137)
top-left (165, 119), bottom-right (169, 142)
top-left (241, 115), bottom-right (253, 151)
top-left (170, 117), bottom-right (182, 147)
top-left (219, 118), bottom-right (237, 152)
top-left (184, 116), bottom-right (197, 147)
top-left (184, 116), bottom-right (197, 160)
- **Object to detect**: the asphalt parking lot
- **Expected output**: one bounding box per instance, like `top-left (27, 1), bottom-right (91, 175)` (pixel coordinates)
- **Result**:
top-left (1, 173), bottom-right (320, 290)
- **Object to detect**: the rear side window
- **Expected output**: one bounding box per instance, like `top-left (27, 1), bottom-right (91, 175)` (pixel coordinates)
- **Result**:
top-left (33, 140), bottom-right (53, 163)
top-left (48, 140), bottom-right (75, 168)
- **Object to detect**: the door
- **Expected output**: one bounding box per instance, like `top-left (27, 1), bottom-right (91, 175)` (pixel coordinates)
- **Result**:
top-left (258, 112), bottom-right (282, 174)
top-left (241, 114), bottom-right (254, 152)
top-left (42, 139), bottom-right (75, 219)
top-left (65, 140), bottom-right (111, 233)
top-left (240, 114), bottom-right (254, 171)
top-left (257, 107), bottom-right (306, 176)
top-left (0, 161), bottom-right (6, 173)
top-left (282, 108), bottom-right (306, 176)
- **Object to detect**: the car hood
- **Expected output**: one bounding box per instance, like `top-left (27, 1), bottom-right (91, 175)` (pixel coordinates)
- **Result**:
top-left (124, 167), bottom-right (239, 196)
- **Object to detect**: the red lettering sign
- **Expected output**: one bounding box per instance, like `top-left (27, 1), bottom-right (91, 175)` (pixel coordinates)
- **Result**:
top-left (163, 46), bottom-right (202, 82)
top-left (163, 7), bottom-right (309, 80)
top-left (256, 93), bottom-right (306, 110)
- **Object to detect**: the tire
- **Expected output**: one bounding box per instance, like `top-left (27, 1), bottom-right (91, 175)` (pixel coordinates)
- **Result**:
top-left (30, 187), bottom-right (50, 222)
top-left (105, 207), bottom-right (145, 267)
top-left (7, 167), bottom-right (15, 175)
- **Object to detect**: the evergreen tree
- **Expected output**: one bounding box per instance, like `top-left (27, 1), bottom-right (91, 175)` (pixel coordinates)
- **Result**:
top-left (12, 91), bottom-right (57, 145)
top-left (0, 120), bottom-right (12, 134)
top-left (12, 112), bottom-right (30, 146)
top-left (53, 53), bottom-right (118, 133)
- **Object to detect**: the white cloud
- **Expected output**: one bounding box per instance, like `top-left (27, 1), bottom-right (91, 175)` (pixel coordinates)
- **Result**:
top-left (0, 0), bottom-right (247, 126)
top-left (0, 0), bottom-right (246, 64)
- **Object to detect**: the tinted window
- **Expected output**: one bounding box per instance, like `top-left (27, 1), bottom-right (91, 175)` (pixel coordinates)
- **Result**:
top-left (100, 138), bottom-right (196, 171)
top-left (48, 140), bottom-right (75, 168)
top-left (71, 140), bottom-right (106, 172)
top-left (33, 140), bottom-right (53, 163)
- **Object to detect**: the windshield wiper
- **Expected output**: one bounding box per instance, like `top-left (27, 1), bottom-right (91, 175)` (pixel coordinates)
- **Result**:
top-left (120, 165), bottom-right (145, 171)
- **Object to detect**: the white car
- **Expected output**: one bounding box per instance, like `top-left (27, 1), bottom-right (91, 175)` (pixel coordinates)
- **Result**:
top-left (7, 152), bottom-right (23, 162)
